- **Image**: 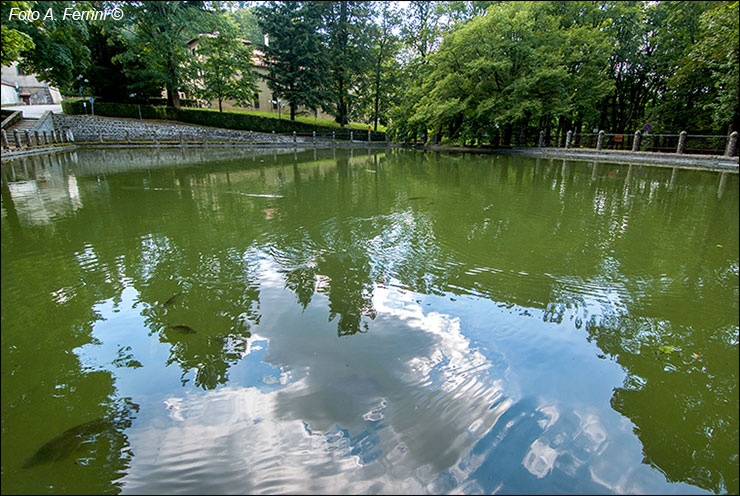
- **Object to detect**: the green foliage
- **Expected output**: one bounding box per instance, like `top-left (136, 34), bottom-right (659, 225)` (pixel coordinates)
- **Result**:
top-left (114, 1), bottom-right (215, 108)
top-left (254, 1), bottom-right (329, 121)
top-left (689, 1), bottom-right (739, 132)
top-left (83, 20), bottom-right (162, 103)
top-left (320, 1), bottom-right (375, 126)
top-left (225, 3), bottom-right (263, 43)
top-left (353, 3), bottom-right (403, 130)
top-left (391, 1), bottom-right (736, 144)
top-left (1, 1), bottom-right (35, 66)
top-left (187, 22), bottom-right (258, 112)
top-left (2, 1), bottom-right (91, 92)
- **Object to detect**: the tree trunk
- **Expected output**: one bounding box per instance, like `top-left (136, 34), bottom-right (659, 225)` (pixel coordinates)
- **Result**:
top-left (166, 52), bottom-right (181, 109)
top-left (374, 67), bottom-right (381, 132)
top-left (290, 103), bottom-right (296, 121)
top-left (503, 123), bottom-right (513, 147)
top-left (218, 99), bottom-right (222, 112)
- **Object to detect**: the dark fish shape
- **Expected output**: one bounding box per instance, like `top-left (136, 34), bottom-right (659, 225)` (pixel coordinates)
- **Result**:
top-left (23, 418), bottom-right (112, 468)
top-left (169, 324), bottom-right (197, 334)
top-left (163, 293), bottom-right (183, 307)
top-left (408, 196), bottom-right (428, 201)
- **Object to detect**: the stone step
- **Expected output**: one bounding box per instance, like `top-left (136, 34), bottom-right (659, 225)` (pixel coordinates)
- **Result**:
top-left (4, 118), bottom-right (44, 145)
top-left (6, 117), bottom-right (39, 133)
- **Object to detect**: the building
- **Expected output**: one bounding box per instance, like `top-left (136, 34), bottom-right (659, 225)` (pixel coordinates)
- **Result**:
top-left (185, 34), bottom-right (334, 121)
top-left (1, 62), bottom-right (62, 106)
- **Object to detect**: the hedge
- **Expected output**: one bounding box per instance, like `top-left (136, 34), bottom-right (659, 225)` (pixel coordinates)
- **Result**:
top-left (61, 101), bottom-right (387, 141)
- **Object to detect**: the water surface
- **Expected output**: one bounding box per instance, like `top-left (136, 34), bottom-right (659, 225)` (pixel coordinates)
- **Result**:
top-left (1, 147), bottom-right (738, 494)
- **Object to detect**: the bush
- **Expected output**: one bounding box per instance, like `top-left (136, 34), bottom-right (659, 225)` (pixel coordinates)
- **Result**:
top-left (61, 101), bottom-right (387, 141)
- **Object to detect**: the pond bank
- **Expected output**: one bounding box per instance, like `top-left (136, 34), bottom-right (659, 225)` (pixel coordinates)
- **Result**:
top-left (414, 144), bottom-right (739, 172)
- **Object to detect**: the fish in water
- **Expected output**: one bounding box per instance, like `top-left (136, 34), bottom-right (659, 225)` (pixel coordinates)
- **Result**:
top-left (163, 293), bottom-right (182, 307)
top-left (408, 196), bottom-right (428, 201)
top-left (168, 324), bottom-right (197, 334)
top-left (231, 192), bottom-right (284, 198)
top-left (23, 418), bottom-right (112, 468)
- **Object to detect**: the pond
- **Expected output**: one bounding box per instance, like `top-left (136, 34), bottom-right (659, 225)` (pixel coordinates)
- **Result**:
top-left (1, 147), bottom-right (738, 494)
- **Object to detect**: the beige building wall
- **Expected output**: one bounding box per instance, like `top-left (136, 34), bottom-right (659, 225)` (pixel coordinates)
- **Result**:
top-left (185, 37), bottom-right (334, 121)
top-left (1, 62), bottom-right (62, 105)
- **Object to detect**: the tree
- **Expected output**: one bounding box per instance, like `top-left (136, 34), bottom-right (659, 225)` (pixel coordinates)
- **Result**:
top-left (321, 1), bottom-right (374, 126)
top-left (116, 1), bottom-right (214, 108)
top-left (83, 20), bottom-right (162, 103)
top-left (254, 1), bottom-right (328, 120)
top-left (226, 2), bottom-right (263, 44)
top-left (354, 3), bottom-right (403, 130)
top-left (400, 0), bottom-right (442, 64)
top-left (2, 1), bottom-right (91, 93)
top-left (687, 1), bottom-right (739, 133)
top-left (1, 1), bottom-right (35, 66)
top-left (188, 23), bottom-right (258, 112)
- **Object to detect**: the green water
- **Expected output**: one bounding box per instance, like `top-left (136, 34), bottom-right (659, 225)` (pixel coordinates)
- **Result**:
top-left (1, 147), bottom-right (738, 494)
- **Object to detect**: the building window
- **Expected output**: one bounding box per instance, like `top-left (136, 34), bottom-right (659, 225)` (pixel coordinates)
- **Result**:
top-left (253, 94), bottom-right (259, 109)
top-left (16, 66), bottom-right (26, 76)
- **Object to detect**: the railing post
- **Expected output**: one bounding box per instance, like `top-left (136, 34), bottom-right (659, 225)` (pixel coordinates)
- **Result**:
top-left (204, 130), bottom-right (208, 146)
top-left (368, 130), bottom-right (371, 142)
top-left (293, 131), bottom-right (296, 144)
top-left (565, 130), bottom-right (573, 149)
top-left (596, 130), bottom-right (605, 150)
top-left (271, 130), bottom-right (275, 141)
top-left (1, 130), bottom-right (8, 150)
top-left (98, 130), bottom-right (104, 143)
top-left (25, 130), bottom-right (32, 148)
top-left (153, 130), bottom-right (158, 146)
top-left (725, 131), bottom-right (738, 156)
top-left (676, 131), bottom-right (687, 154)
top-left (312, 131), bottom-right (316, 145)
top-left (14, 130), bottom-right (22, 148)
top-left (67, 130), bottom-right (75, 142)
top-left (632, 130), bottom-right (641, 152)
top-left (350, 131), bottom-right (353, 142)
top-left (538, 130), bottom-right (545, 148)
top-left (35, 130), bottom-right (41, 147)
top-left (332, 131), bottom-right (335, 144)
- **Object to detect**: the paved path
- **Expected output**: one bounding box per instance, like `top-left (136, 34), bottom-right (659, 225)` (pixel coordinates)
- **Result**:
top-left (2, 104), bottom-right (62, 118)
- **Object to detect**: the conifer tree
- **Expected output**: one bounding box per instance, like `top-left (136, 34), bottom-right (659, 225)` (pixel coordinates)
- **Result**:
top-left (254, 1), bottom-right (328, 121)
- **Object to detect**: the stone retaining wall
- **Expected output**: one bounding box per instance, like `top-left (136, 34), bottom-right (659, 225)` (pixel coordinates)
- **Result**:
top-left (32, 111), bottom-right (55, 133)
top-left (52, 114), bottom-right (313, 144)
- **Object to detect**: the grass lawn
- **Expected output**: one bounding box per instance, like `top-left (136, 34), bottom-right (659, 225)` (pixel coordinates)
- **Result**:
top-left (192, 106), bottom-right (387, 132)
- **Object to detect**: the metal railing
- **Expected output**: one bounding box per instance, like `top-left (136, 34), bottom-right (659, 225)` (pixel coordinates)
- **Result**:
top-left (533, 130), bottom-right (738, 157)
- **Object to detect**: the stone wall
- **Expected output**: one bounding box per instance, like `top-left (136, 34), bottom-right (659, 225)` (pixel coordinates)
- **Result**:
top-left (32, 111), bottom-right (55, 133)
top-left (52, 114), bottom-right (313, 144)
